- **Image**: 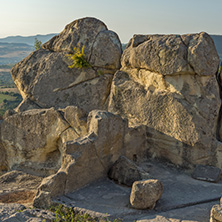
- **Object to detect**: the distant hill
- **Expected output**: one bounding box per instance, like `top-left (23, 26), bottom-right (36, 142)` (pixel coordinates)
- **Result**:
top-left (211, 35), bottom-right (222, 60)
top-left (0, 34), bottom-right (57, 46)
top-left (0, 42), bottom-right (34, 65)
top-left (0, 33), bottom-right (221, 65)
top-left (0, 34), bottom-right (57, 65)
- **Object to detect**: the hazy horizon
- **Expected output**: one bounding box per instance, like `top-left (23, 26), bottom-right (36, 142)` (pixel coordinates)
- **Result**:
top-left (0, 33), bottom-right (58, 38)
top-left (1, 0), bottom-right (222, 43)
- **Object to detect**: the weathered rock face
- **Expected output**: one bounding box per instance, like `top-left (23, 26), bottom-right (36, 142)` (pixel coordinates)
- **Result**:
top-left (11, 17), bottom-right (122, 112)
top-left (42, 17), bottom-right (121, 70)
top-left (0, 106), bottom-right (87, 177)
top-left (1, 108), bottom-right (68, 176)
top-left (109, 32), bottom-right (221, 167)
top-left (122, 33), bottom-right (219, 76)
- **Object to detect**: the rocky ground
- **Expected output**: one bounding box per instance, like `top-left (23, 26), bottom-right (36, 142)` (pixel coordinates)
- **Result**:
top-left (54, 159), bottom-right (222, 222)
top-left (0, 159), bottom-right (221, 221)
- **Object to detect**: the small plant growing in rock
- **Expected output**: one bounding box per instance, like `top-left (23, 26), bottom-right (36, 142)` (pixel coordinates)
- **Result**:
top-left (49, 204), bottom-right (123, 222)
top-left (34, 38), bottom-right (42, 50)
top-left (66, 45), bottom-right (91, 69)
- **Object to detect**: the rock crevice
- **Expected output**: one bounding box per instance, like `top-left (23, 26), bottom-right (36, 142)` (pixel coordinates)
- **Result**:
top-left (216, 65), bottom-right (222, 142)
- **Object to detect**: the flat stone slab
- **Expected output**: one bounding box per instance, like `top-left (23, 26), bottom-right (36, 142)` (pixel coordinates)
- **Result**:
top-left (137, 201), bottom-right (217, 222)
top-left (54, 160), bottom-right (222, 221)
top-left (192, 165), bottom-right (221, 183)
top-left (56, 179), bottom-right (138, 219)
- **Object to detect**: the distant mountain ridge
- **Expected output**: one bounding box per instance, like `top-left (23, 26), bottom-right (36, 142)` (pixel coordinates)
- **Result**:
top-left (0, 34), bottom-right (57, 46)
top-left (0, 33), bottom-right (221, 64)
top-left (0, 34), bottom-right (57, 65)
top-left (0, 42), bottom-right (34, 65)
top-left (211, 35), bottom-right (222, 59)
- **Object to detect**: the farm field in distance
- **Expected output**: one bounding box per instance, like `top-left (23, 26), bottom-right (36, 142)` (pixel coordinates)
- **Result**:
top-left (0, 35), bottom-right (57, 116)
top-left (0, 64), bottom-right (22, 116)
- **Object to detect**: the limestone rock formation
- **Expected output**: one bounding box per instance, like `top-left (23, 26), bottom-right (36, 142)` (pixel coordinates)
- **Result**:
top-left (130, 179), bottom-right (163, 209)
top-left (109, 32), bottom-right (220, 167)
top-left (0, 16), bottom-right (221, 214)
top-left (11, 17), bottom-right (122, 112)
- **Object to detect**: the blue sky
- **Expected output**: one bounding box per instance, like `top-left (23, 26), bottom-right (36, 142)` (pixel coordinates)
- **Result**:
top-left (1, 0), bottom-right (222, 43)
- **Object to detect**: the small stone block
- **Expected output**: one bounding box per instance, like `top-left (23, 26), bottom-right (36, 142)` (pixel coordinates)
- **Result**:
top-left (192, 165), bottom-right (221, 183)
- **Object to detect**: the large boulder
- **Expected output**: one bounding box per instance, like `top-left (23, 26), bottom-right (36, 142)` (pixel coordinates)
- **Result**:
top-left (130, 179), bottom-right (163, 209)
top-left (11, 17), bottom-right (122, 112)
top-left (0, 105), bottom-right (148, 207)
top-left (109, 32), bottom-right (221, 167)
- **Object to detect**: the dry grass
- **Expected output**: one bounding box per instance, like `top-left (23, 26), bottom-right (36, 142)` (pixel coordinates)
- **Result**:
top-left (0, 190), bottom-right (37, 204)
